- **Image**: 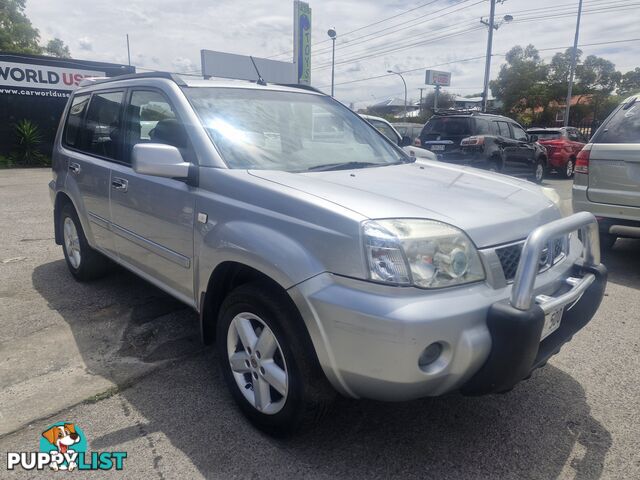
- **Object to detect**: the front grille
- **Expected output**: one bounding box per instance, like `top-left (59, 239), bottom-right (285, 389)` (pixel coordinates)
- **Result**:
top-left (495, 237), bottom-right (568, 281)
top-left (495, 243), bottom-right (522, 281)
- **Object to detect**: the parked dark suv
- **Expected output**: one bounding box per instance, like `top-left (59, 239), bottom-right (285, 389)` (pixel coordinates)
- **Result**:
top-left (419, 112), bottom-right (549, 183)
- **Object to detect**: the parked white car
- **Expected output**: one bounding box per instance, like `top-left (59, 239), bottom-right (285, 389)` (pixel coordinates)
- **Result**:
top-left (360, 114), bottom-right (436, 160)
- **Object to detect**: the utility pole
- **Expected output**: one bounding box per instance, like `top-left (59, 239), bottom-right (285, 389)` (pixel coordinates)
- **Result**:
top-left (434, 85), bottom-right (441, 111)
top-left (481, 1), bottom-right (513, 113)
top-left (481, 0), bottom-right (496, 113)
top-left (327, 28), bottom-right (337, 97)
top-left (126, 34), bottom-right (131, 66)
top-left (564, 0), bottom-right (583, 127)
top-left (419, 88), bottom-right (425, 115)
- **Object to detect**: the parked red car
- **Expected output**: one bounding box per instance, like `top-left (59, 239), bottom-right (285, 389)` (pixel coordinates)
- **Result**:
top-left (527, 127), bottom-right (588, 178)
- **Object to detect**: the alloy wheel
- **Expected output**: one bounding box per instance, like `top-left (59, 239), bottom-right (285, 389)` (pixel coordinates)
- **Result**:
top-left (63, 216), bottom-right (81, 269)
top-left (566, 160), bottom-right (574, 178)
top-left (535, 163), bottom-right (544, 183)
top-left (227, 312), bottom-right (288, 414)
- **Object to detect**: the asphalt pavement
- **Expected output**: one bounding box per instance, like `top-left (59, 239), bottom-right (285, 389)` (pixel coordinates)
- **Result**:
top-left (0, 169), bottom-right (639, 479)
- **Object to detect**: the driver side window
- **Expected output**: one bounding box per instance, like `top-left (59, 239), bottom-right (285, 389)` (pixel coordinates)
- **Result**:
top-left (125, 90), bottom-right (188, 163)
top-left (512, 124), bottom-right (528, 142)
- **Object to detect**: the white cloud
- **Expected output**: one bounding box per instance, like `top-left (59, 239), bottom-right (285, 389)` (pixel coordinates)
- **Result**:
top-left (25, 0), bottom-right (639, 107)
top-left (78, 37), bottom-right (93, 51)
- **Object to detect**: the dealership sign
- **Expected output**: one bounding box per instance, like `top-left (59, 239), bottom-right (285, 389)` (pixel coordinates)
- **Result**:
top-left (0, 61), bottom-right (105, 92)
top-left (425, 70), bottom-right (451, 87)
top-left (293, 0), bottom-right (312, 85)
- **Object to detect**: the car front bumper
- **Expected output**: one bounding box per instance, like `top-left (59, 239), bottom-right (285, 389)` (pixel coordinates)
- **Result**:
top-left (288, 212), bottom-right (606, 400)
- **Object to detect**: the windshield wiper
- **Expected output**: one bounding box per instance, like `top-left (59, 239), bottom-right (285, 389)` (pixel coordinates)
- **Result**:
top-left (306, 161), bottom-right (381, 172)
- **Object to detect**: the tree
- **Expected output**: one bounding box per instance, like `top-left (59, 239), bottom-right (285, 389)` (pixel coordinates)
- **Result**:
top-left (0, 0), bottom-right (41, 54)
top-left (619, 68), bottom-right (640, 96)
top-left (547, 47), bottom-right (582, 101)
top-left (0, 1), bottom-right (72, 57)
top-left (44, 37), bottom-right (70, 58)
top-left (576, 55), bottom-right (621, 96)
top-left (490, 45), bottom-right (549, 117)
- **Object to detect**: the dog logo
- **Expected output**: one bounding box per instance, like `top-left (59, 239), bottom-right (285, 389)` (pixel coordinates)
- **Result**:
top-left (7, 421), bottom-right (126, 471)
top-left (41, 423), bottom-right (82, 471)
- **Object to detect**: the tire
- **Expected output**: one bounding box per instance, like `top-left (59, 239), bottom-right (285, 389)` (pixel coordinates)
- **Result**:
top-left (216, 282), bottom-right (335, 436)
top-left (533, 158), bottom-right (546, 184)
top-left (599, 232), bottom-right (617, 251)
top-left (487, 153), bottom-right (504, 173)
top-left (59, 203), bottom-right (110, 281)
top-left (564, 159), bottom-right (575, 179)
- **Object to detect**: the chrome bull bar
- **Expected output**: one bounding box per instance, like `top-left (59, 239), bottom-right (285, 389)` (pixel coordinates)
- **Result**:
top-left (510, 212), bottom-right (600, 311)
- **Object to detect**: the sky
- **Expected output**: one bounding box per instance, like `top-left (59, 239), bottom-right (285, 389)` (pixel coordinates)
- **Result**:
top-left (26, 0), bottom-right (640, 108)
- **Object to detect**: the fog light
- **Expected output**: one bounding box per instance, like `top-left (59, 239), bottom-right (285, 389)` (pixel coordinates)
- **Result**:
top-left (418, 342), bottom-right (442, 368)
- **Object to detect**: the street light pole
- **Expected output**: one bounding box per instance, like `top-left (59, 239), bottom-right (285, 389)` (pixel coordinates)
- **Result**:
top-left (387, 70), bottom-right (407, 120)
top-left (564, 0), bottom-right (583, 127)
top-left (327, 28), bottom-right (337, 97)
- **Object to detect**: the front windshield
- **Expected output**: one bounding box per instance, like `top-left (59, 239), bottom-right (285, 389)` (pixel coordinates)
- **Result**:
top-left (183, 87), bottom-right (405, 171)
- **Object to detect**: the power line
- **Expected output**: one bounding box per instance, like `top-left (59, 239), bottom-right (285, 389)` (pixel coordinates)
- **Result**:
top-left (319, 36), bottom-right (640, 90)
top-left (313, 3), bottom-right (639, 73)
top-left (266, 0), bottom-right (444, 59)
top-left (310, 0), bottom-right (480, 58)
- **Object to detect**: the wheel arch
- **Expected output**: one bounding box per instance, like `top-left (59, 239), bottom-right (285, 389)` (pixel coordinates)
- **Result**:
top-left (53, 191), bottom-right (75, 245)
top-left (199, 261), bottom-right (308, 346)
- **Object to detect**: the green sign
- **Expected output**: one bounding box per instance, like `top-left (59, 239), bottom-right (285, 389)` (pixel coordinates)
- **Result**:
top-left (294, 1), bottom-right (312, 85)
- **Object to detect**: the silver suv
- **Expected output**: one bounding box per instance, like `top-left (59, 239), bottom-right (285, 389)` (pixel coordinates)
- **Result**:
top-left (573, 93), bottom-right (640, 248)
top-left (49, 73), bottom-right (607, 435)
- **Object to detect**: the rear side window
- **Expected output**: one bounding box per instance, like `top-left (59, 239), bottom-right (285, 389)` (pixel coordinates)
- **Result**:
top-left (474, 118), bottom-right (491, 134)
top-left (83, 91), bottom-right (125, 160)
top-left (495, 121), bottom-right (511, 138)
top-left (64, 94), bottom-right (90, 147)
top-left (594, 101), bottom-right (640, 144)
top-left (511, 124), bottom-right (529, 142)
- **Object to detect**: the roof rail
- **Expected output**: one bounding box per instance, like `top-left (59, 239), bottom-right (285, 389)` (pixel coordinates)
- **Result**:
top-left (77, 71), bottom-right (188, 87)
top-left (275, 83), bottom-right (325, 94)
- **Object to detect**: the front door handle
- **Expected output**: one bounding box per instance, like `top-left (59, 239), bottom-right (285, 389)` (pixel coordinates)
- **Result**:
top-left (68, 162), bottom-right (81, 174)
top-left (111, 178), bottom-right (128, 192)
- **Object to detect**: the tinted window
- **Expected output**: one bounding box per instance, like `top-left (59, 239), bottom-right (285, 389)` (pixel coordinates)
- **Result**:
top-left (567, 129), bottom-right (581, 141)
top-left (474, 118), bottom-right (491, 134)
top-left (422, 117), bottom-right (472, 139)
top-left (511, 124), bottom-right (528, 141)
top-left (125, 90), bottom-right (187, 161)
top-left (495, 121), bottom-right (511, 138)
top-left (64, 94), bottom-right (90, 147)
top-left (83, 91), bottom-right (124, 160)
top-left (594, 101), bottom-right (640, 144)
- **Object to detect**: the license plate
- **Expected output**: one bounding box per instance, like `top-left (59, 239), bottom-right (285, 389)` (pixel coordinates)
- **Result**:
top-left (541, 306), bottom-right (563, 341)
top-left (430, 144), bottom-right (445, 151)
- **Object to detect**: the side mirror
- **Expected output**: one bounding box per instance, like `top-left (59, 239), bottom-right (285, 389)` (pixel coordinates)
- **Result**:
top-left (132, 143), bottom-right (191, 179)
top-left (399, 135), bottom-right (412, 147)
top-left (529, 134), bottom-right (538, 143)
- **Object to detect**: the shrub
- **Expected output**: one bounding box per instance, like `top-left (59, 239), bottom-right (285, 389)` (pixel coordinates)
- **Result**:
top-left (10, 119), bottom-right (44, 166)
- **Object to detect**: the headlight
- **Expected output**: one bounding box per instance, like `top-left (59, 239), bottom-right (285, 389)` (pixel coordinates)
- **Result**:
top-left (363, 219), bottom-right (485, 289)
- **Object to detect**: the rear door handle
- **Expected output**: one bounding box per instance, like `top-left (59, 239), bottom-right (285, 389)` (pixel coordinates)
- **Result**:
top-left (68, 162), bottom-right (81, 174)
top-left (111, 178), bottom-right (128, 192)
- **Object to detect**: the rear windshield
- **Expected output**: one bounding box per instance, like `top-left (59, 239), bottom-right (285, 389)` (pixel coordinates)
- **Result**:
top-left (593, 100), bottom-right (640, 144)
top-left (421, 117), bottom-right (472, 138)
top-left (529, 130), bottom-right (562, 140)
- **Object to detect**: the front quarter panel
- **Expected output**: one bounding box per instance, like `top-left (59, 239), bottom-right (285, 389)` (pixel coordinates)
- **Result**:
top-left (194, 167), bottom-right (367, 298)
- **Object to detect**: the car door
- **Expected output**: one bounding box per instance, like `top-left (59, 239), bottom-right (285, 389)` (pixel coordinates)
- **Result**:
top-left (109, 89), bottom-right (196, 304)
top-left (567, 128), bottom-right (585, 155)
top-left (494, 120), bottom-right (518, 166)
top-left (511, 123), bottom-right (536, 164)
top-left (62, 91), bottom-right (122, 256)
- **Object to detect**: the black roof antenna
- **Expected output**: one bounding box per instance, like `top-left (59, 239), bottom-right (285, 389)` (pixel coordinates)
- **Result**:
top-left (249, 56), bottom-right (267, 86)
